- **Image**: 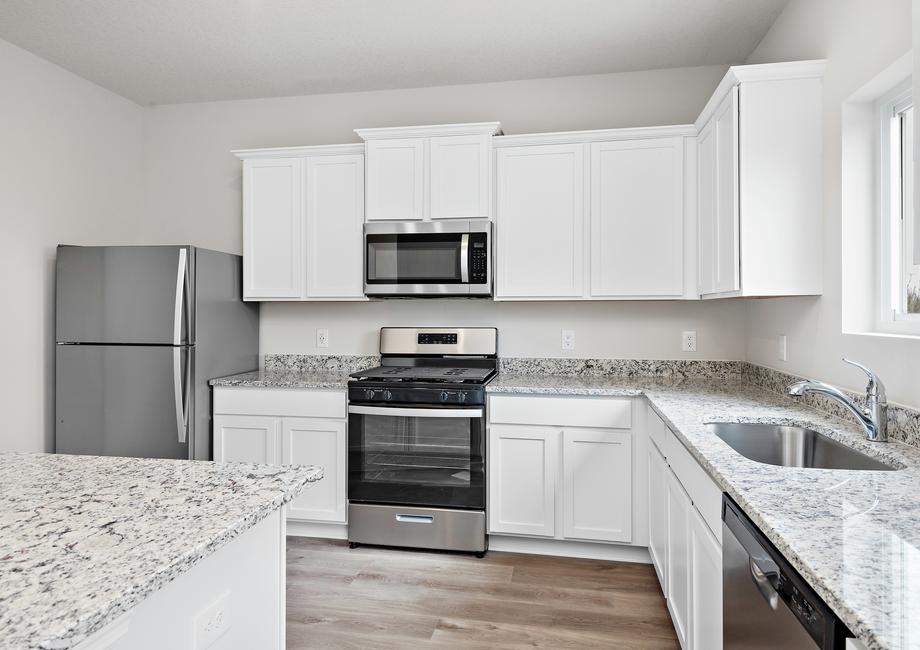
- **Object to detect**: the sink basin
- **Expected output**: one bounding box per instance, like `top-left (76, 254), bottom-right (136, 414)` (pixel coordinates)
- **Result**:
top-left (707, 422), bottom-right (895, 471)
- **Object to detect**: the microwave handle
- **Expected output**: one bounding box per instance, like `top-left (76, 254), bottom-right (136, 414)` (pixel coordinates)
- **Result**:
top-left (460, 234), bottom-right (469, 283)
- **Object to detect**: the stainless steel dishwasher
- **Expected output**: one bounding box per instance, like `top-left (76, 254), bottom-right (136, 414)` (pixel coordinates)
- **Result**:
top-left (722, 495), bottom-right (852, 649)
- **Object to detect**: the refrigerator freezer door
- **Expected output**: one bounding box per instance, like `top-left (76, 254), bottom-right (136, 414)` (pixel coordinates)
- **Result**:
top-left (56, 344), bottom-right (192, 459)
top-left (56, 245), bottom-right (195, 344)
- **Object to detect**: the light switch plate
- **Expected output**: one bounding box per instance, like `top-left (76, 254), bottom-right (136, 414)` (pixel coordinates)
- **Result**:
top-left (779, 334), bottom-right (787, 361)
top-left (193, 590), bottom-right (231, 649)
top-left (681, 331), bottom-right (697, 352)
top-left (561, 329), bottom-right (576, 351)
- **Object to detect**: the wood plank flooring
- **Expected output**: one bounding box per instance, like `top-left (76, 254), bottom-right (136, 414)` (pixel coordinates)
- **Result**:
top-left (286, 538), bottom-right (678, 649)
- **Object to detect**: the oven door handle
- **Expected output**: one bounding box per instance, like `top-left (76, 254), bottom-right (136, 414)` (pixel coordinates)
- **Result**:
top-left (348, 405), bottom-right (483, 418)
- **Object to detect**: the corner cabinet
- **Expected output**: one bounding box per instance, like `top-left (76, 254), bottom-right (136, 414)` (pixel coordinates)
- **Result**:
top-left (212, 387), bottom-right (348, 533)
top-left (356, 122), bottom-right (501, 222)
top-left (696, 60), bottom-right (825, 298)
top-left (494, 127), bottom-right (697, 301)
top-left (235, 145), bottom-right (366, 301)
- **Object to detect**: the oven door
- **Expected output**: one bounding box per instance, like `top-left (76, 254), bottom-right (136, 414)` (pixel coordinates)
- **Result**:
top-left (348, 404), bottom-right (485, 510)
top-left (364, 220), bottom-right (490, 296)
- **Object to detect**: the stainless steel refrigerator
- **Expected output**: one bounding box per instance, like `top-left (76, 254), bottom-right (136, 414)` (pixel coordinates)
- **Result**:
top-left (55, 245), bottom-right (259, 460)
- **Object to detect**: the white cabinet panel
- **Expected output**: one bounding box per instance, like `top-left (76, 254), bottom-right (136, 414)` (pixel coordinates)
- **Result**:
top-left (488, 425), bottom-right (557, 536)
top-left (689, 505), bottom-right (722, 650)
top-left (495, 144), bottom-right (585, 298)
top-left (213, 415), bottom-right (281, 464)
top-left (697, 119), bottom-right (717, 296)
top-left (243, 158), bottom-right (303, 299)
top-left (365, 138), bottom-right (425, 221)
top-left (562, 429), bottom-right (632, 542)
top-left (590, 138), bottom-right (684, 297)
top-left (282, 418), bottom-right (347, 523)
top-left (429, 134), bottom-right (490, 219)
top-left (648, 438), bottom-right (668, 594)
top-left (305, 154), bottom-right (365, 299)
top-left (667, 465), bottom-right (691, 648)
top-left (713, 86), bottom-right (740, 294)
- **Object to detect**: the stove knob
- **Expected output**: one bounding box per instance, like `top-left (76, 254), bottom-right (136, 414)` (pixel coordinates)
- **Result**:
top-left (458, 392), bottom-right (467, 403)
top-left (440, 391), bottom-right (450, 402)
top-left (383, 390), bottom-right (393, 401)
top-left (364, 388), bottom-right (376, 400)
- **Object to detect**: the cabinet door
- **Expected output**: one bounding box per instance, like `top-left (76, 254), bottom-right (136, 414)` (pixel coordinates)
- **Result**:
top-left (365, 138), bottom-right (425, 221)
top-left (697, 118), bottom-right (717, 296)
top-left (590, 138), bottom-right (684, 297)
top-left (562, 428), bottom-right (632, 542)
top-left (495, 144), bottom-right (585, 298)
top-left (648, 439), bottom-right (669, 594)
top-left (282, 418), bottom-right (347, 523)
top-left (714, 86), bottom-right (740, 293)
top-left (242, 158), bottom-right (303, 299)
top-left (213, 415), bottom-right (281, 464)
top-left (429, 134), bottom-right (490, 219)
top-left (666, 466), bottom-right (691, 648)
top-left (488, 425), bottom-right (557, 536)
top-left (690, 505), bottom-right (722, 650)
top-left (305, 154), bottom-right (365, 299)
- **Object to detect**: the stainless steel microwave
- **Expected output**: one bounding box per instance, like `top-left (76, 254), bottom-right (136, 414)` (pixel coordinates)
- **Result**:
top-left (364, 220), bottom-right (491, 297)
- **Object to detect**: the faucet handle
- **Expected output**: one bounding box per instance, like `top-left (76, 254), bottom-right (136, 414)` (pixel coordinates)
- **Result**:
top-left (842, 358), bottom-right (886, 401)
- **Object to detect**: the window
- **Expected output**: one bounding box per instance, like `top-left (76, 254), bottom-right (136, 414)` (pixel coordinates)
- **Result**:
top-left (880, 82), bottom-right (919, 329)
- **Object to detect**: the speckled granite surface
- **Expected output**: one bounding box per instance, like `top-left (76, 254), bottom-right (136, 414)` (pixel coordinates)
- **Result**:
top-left (499, 357), bottom-right (745, 379)
top-left (490, 374), bottom-right (920, 650)
top-left (0, 453), bottom-right (321, 650)
top-left (264, 354), bottom-right (379, 373)
top-left (210, 368), bottom-right (351, 390)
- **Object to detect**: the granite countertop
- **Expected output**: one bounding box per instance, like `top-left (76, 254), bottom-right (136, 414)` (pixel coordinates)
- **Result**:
top-left (0, 453), bottom-right (322, 650)
top-left (210, 368), bottom-right (351, 390)
top-left (489, 373), bottom-right (920, 650)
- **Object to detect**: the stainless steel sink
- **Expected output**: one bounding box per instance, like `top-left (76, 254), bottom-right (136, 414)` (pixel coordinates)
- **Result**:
top-left (707, 422), bottom-right (896, 471)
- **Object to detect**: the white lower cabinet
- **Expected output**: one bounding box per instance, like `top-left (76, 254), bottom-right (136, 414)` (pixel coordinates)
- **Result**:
top-left (282, 418), bottom-right (347, 523)
top-left (648, 404), bottom-right (723, 650)
top-left (212, 387), bottom-right (347, 527)
top-left (488, 424), bottom-right (557, 537)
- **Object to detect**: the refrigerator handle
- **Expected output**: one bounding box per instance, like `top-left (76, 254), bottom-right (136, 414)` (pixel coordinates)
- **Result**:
top-left (173, 249), bottom-right (188, 345)
top-left (173, 348), bottom-right (189, 443)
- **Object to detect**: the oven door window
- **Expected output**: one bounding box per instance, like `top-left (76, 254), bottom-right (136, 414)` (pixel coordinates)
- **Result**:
top-left (366, 234), bottom-right (464, 284)
top-left (348, 408), bottom-right (484, 509)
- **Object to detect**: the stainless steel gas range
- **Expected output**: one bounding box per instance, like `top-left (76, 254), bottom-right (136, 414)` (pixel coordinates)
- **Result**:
top-left (346, 327), bottom-right (498, 556)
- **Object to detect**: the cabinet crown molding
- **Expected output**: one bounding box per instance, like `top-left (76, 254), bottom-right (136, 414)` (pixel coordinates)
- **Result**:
top-left (493, 124), bottom-right (695, 147)
top-left (355, 121), bottom-right (502, 140)
top-left (233, 143), bottom-right (364, 160)
top-left (694, 59), bottom-right (827, 130)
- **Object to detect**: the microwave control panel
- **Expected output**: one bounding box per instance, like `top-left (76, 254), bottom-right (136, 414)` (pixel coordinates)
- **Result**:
top-left (470, 233), bottom-right (488, 284)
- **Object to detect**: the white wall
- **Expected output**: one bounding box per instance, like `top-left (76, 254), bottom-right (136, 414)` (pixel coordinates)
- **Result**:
top-left (0, 38), bottom-right (146, 452)
top-left (142, 64), bottom-right (749, 361)
top-left (744, 0), bottom-right (919, 407)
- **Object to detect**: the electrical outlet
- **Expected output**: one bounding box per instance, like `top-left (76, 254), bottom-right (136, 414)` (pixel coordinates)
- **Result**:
top-left (681, 331), bottom-right (697, 352)
top-left (193, 591), bottom-right (230, 649)
top-left (778, 334), bottom-right (787, 362)
top-left (561, 329), bottom-right (576, 351)
top-left (316, 328), bottom-right (329, 349)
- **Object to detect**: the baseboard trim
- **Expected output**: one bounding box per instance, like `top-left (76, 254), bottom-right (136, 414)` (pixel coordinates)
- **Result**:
top-left (488, 535), bottom-right (652, 563)
top-left (286, 520), bottom-right (348, 540)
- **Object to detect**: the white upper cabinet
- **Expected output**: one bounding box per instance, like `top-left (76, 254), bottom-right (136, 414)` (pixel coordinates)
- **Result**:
top-left (236, 144), bottom-right (367, 301)
top-left (356, 123), bottom-right (501, 222)
top-left (242, 158), bottom-right (303, 299)
top-left (495, 143), bottom-right (586, 299)
top-left (364, 138), bottom-right (425, 221)
top-left (696, 60), bottom-right (825, 298)
top-left (305, 154), bottom-right (365, 299)
top-left (590, 137), bottom-right (685, 297)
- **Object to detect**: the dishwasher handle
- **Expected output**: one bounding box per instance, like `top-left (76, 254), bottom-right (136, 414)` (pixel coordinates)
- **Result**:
top-left (750, 557), bottom-right (780, 609)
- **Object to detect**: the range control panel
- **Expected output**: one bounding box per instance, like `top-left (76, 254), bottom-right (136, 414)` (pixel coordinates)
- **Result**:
top-left (418, 333), bottom-right (458, 345)
top-left (470, 233), bottom-right (488, 284)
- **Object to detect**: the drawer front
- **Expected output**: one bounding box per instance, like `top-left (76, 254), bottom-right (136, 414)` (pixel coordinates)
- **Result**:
top-left (665, 428), bottom-right (722, 542)
top-left (212, 387), bottom-right (346, 419)
top-left (489, 395), bottom-right (632, 429)
top-left (647, 404), bottom-right (668, 452)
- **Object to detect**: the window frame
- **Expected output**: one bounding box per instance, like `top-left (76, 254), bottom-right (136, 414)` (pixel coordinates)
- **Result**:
top-left (877, 80), bottom-right (919, 334)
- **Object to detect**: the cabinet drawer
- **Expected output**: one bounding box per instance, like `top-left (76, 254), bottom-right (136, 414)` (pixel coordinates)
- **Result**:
top-left (647, 405), bottom-right (668, 452)
top-left (664, 428), bottom-right (722, 542)
top-left (489, 395), bottom-right (632, 429)
top-left (213, 387), bottom-right (346, 418)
